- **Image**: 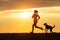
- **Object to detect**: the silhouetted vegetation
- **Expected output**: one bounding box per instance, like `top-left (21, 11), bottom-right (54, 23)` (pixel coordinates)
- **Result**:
top-left (0, 33), bottom-right (60, 40)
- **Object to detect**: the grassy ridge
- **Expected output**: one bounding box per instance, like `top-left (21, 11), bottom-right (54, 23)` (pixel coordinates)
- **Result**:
top-left (0, 33), bottom-right (60, 40)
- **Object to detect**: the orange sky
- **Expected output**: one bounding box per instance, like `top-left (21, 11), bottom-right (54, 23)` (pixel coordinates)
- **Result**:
top-left (0, 6), bottom-right (60, 33)
top-left (0, 0), bottom-right (60, 10)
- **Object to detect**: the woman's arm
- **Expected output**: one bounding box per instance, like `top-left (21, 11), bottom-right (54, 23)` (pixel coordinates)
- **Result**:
top-left (32, 14), bottom-right (34, 18)
top-left (37, 15), bottom-right (40, 20)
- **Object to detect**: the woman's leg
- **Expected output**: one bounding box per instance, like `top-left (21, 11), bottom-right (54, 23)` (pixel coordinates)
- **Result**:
top-left (35, 23), bottom-right (43, 30)
top-left (32, 24), bottom-right (34, 33)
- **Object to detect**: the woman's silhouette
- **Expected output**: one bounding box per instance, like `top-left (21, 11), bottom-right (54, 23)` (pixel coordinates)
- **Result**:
top-left (31, 10), bottom-right (43, 33)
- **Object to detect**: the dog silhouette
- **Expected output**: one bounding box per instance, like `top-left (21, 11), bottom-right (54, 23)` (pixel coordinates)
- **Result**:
top-left (44, 23), bottom-right (55, 33)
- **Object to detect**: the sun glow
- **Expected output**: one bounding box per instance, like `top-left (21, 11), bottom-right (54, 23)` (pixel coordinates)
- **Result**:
top-left (18, 11), bottom-right (32, 18)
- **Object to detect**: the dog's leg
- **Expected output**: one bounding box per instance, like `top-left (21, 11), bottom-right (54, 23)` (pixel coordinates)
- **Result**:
top-left (50, 28), bottom-right (52, 33)
top-left (45, 28), bottom-right (48, 33)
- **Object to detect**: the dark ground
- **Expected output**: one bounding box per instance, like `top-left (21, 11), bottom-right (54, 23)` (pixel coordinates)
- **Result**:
top-left (0, 33), bottom-right (60, 40)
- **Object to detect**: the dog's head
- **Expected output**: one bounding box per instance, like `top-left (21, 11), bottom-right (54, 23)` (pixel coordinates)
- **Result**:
top-left (44, 23), bottom-right (47, 25)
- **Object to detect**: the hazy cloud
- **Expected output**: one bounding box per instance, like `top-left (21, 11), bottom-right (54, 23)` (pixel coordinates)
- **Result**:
top-left (0, 0), bottom-right (60, 10)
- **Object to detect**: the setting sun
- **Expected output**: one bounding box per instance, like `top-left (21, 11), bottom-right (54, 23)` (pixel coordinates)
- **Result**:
top-left (19, 11), bottom-right (33, 18)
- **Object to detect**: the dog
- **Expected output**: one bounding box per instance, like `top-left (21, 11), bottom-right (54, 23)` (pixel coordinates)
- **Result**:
top-left (44, 23), bottom-right (55, 33)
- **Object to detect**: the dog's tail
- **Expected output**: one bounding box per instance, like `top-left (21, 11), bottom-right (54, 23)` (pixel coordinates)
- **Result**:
top-left (53, 25), bottom-right (55, 28)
